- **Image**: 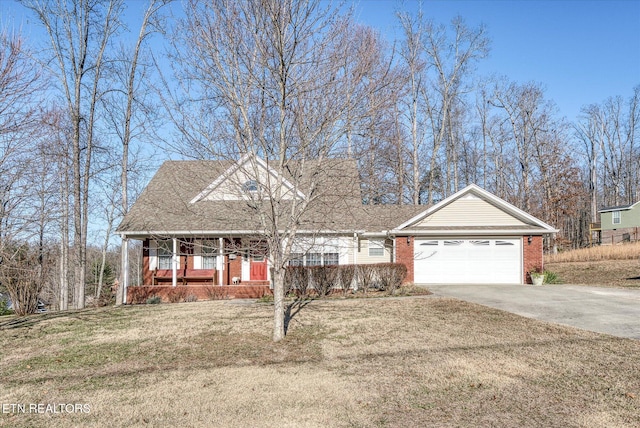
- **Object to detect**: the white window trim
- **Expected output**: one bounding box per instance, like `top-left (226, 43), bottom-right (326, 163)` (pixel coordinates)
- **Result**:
top-left (194, 239), bottom-right (217, 270)
top-left (157, 240), bottom-right (173, 270)
top-left (368, 239), bottom-right (385, 257)
top-left (612, 210), bottom-right (621, 225)
top-left (288, 252), bottom-right (340, 266)
top-left (149, 240), bottom-right (158, 270)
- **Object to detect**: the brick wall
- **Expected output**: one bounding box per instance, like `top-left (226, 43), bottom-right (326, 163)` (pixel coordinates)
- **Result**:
top-left (395, 236), bottom-right (414, 283)
top-left (127, 285), bottom-right (271, 303)
top-left (523, 235), bottom-right (543, 284)
top-left (143, 239), bottom-right (151, 285)
top-left (227, 256), bottom-right (242, 284)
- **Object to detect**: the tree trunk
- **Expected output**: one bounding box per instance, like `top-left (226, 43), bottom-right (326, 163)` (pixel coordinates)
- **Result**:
top-left (272, 267), bottom-right (286, 342)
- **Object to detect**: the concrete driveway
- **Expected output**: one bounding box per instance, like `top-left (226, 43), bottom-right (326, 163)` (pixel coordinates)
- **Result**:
top-left (425, 283), bottom-right (640, 340)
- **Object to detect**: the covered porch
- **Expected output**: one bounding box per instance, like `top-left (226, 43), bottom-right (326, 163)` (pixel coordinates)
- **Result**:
top-left (120, 234), bottom-right (272, 303)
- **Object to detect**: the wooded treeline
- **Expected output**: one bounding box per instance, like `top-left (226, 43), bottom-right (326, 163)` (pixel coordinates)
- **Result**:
top-left (0, 0), bottom-right (638, 313)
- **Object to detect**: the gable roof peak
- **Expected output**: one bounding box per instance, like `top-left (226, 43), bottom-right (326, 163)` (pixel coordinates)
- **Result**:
top-left (189, 153), bottom-right (305, 204)
top-left (393, 183), bottom-right (558, 233)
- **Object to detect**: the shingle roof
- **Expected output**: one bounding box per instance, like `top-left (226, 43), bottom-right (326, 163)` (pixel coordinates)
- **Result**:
top-left (599, 201), bottom-right (639, 213)
top-left (117, 158), bottom-right (423, 236)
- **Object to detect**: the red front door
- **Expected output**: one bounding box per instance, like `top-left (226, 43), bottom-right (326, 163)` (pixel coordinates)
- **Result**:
top-left (250, 254), bottom-right (267, 280)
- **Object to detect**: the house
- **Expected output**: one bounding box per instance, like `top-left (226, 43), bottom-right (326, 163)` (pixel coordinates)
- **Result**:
top-left (598, 202), bottom-right (640, 245)
top-left (117, 154), bottom-right (557, 302)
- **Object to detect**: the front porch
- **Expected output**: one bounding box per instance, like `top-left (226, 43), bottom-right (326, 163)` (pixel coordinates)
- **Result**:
top-left (140, 237), bottom-right (271, 287)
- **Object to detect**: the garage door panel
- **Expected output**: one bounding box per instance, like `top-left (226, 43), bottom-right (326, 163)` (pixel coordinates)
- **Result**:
top-left (414, 238), bottom-right (521, 284)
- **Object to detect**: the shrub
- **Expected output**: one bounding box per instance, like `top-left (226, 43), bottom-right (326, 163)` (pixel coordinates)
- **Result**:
top-left (203, 286), bottom-right (229, 300)
top-left (167, 287), bottom-right (188, 303)
top-left (357, 265), bottom-right (376, 293)
top-left (146, 295), bottom-right (162, 304)
top-left (309, 265), bottom-right (338, 297)
top-left (281, 263), bottom-right (408, 297)
top-left (392, 283), bottom-right (432, 296)
top-left (129, 287), bottom-right (157, 304)
top-left (0, 245), bottom-right (49, 315)
top-left (285, 266), bottom-right (310, 297)
top-left (376, 263), bottom-right (407, 294)
top-left (338, 265), bottom-right (356, 295)
top-left (185, 294), bottom-right (199, 303)
top-left (257, 294), bottom-right (274, 303)
top-left (544, 270), bottom-right (561, 284)
top-left (0, 299), bottom-right (13, 316)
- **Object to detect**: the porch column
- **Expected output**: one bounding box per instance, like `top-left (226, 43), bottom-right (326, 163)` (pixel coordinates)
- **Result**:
top-left (392, 236), bottom-right (396, 263)
top-left (353, 233), bottom-right (358, 265)
top-left (353, 233), bottom-right (358, 291)
top-left (118, 236), bottom-right (129, 305)
top-left (218, 237), bottom-right (224, 286)
top-left (172, 237), bottom-right (178, 287)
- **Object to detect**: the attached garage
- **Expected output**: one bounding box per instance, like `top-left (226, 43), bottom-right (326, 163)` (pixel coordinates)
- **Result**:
top-left (392, 184), bottom-right (558, 285)
top-left (414, 238), bottom-right (521, 284)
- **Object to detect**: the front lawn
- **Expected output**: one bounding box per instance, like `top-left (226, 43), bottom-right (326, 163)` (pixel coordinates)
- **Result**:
top-left (1, 297), bottom-right (638, 427)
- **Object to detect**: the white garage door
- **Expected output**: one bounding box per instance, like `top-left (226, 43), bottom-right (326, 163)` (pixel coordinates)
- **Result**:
top-left (414, 239), bottom-right (522, 284)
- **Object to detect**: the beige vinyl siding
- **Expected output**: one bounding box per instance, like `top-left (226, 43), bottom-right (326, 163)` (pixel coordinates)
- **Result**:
top-left (202, 166), bottom-right (298, 201)
top-left (416, 195), bottom-right (526, 227)
top-left (356, 238), bottom-right (393, 264)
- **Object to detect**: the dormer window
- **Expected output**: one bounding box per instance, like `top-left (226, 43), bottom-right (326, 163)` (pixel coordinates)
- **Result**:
top-left (242, 180), bottom-right (258, 193)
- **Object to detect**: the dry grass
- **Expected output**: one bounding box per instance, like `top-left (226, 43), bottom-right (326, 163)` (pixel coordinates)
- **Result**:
top-left (545, 241), bottom-right (640, 288)
top-left (546, 260), bottom-right (640, 288)
top-left (546, 241), bottom-right (640, 263)
top-left (1, 298), bottom-right (639, 427)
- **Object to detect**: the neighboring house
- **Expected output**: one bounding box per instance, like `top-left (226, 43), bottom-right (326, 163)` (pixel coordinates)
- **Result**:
top-left (0, 293), bottom-right (46, 314)
top-left (598, 202), bottom-right (640, 245)
top-left (117, 154), bottom-right (557, 302)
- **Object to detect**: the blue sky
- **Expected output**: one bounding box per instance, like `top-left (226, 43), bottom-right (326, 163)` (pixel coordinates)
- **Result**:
top-left (3, 0), bottom-right (638, 123)
top-left (354, 0), bottom-right (640, 122)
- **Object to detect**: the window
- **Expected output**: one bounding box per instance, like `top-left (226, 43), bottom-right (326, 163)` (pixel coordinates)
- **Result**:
top-left (289, 253), bottom-right (304, 266)
top-left (496, 240), bottom-right (515, 246)
top-left (201, 240), bottom-right (216, 269)
top-left (158, 240), bottom-right (172, 270)
top-left (323, 253), bottom-right (339, 266)
top-left (289, 252), bottom-right (338, 266)
top-left (420, 240), bottom-right (438, 246)
top-left (471, 240), bottom-right (490, 246)
top-left (306, 253), bottom-right (322, 266)
top-left (612, 210), bottom-right (621, 225)
top-left (444, 240), bottom-right (463, 246)
top-left (368, 239), bottom-right (384, 257)
top-left (242, 180), bottom-right (258, 193)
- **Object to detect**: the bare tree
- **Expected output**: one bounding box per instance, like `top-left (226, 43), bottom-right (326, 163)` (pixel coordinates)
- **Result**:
top-left (0, 30), bottom-right (50, 313)
top-left (97, 0), bottom-right (170, 305)
top-left (397, 9), bottom-right (428, 205)
top-left (578, 88), bottom-right (640, 207)
top-left (396, 13), bottom-right (489, 205)
top-left (168, 0), bottom-right (381, 341)
top-left (422, 16), bottom-right (489, 203)
top-left (575, 104), bottom-right (602, 225)
top-left (21, 0), bottom-right (123, 309)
